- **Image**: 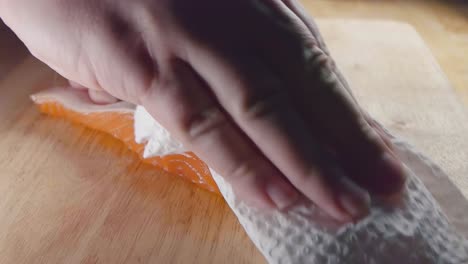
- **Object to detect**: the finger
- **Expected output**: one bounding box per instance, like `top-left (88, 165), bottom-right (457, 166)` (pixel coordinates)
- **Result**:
top-left (243, 2), bottom-right (406, 196)
top-left (334, 115), bottom-right (406, 196)
top-left (366, 115), bottom-right (394, 151)
top-left (134, 4), bottom-right (300, 209)
top-left (276, 41), bottom-right (406, 196)
top-left (279, 0), bottom-right (358, 102)
top-left (140, 58), bottom-right (300, 211)
top-left (301, 46), bottom-right (406, 196)
top-left (279, 0), bottom-right (330, 55)
top-left (185, 43), bottom-right (369, 221)
top-left (276, 3), bottom-right (406, 195)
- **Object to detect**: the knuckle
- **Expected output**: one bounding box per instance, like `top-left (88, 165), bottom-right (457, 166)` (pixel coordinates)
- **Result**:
top-left (224, 160), bottom-right (269, 187)
top-left (182, 107), bottom-right (228, 143)
top-left (291, 166), bottom-right (322, 187)
top-left (305, 46), bottom-right (329, 67)
top-left (239, 88), bottom-right (287, 121)
top-left (225, 162), bottom-right (253, 181)
top-left (140, 60), bottom-right (231, 146)
top-left (304, 46), bottom-right (337, 81)
top-left (350, 116), bottom-right (381, 146)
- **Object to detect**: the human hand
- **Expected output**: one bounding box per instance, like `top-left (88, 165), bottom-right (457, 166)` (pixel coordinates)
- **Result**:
top-left (1, 0), bottom-right (405, 222)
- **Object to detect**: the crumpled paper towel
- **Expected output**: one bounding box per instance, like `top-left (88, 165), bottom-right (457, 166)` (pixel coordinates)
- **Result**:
top-left (135, 106), bottom-right (468, 264)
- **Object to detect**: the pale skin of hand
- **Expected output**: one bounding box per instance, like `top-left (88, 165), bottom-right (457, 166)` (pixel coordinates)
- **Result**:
top-left (0, 0), bottom-right (406, 222)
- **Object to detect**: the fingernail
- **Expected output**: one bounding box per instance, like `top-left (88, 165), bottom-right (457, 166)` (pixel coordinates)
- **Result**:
top-left (375, 152), bottom-right (407, 195)
top-left (337, 178), bottom-right (371, 220)
top-left (266, 183), bottom-right (299, 210)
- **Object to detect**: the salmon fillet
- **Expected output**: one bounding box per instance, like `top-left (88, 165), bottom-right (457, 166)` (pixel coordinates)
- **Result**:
top-left (31, 86), bottom-right (220, 194)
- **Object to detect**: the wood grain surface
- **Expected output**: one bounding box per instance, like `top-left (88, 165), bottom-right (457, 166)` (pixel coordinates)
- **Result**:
top-left (304, 0), bottom-right (468, 107)
top-left (1, 18), bottom-right (468, 264)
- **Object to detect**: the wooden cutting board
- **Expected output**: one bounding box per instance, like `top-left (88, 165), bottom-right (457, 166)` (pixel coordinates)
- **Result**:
top-left (0, 20), bottom-right (467, 264)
